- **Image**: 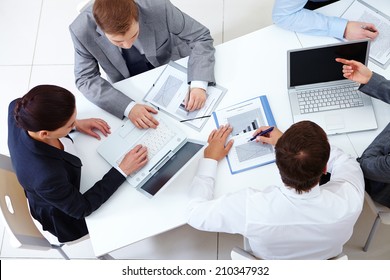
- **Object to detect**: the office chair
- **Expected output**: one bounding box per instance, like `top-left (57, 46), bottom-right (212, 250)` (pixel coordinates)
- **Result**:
top-left (230, 237), bottom-right (348, 260)
top-left (363, 192), bottom-right (390, 252)
top-left (0, 154), bottom-right (115, 260)
top-left (230, 247), bottom-right (259, 260)
top-left (0, 154), bottom-right (71, 259)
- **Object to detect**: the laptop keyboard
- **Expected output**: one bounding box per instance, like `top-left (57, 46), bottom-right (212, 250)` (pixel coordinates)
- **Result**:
top-left (297, 84), bottom-right (364, 114)
top-left (115, 118), bottom-right (176, 169)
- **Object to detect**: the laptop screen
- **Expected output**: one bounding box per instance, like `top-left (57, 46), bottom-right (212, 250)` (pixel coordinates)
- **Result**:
top-left (140, 141), bottom-right (204, 196)
top-left (288, 40), bottom-right (369, 88)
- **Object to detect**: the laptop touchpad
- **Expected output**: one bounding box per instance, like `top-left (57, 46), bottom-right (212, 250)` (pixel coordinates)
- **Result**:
top-left (325, 115), bottom-right (345, 130)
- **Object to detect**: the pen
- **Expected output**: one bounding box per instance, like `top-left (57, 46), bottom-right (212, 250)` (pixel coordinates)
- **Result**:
top-left (180, 115), bottom-right (211, 122)
top-left (185, 85), bottom-right (191, 110)
top-left (361, 25), bottom-right (376, 33)
top-left (248, 126), bottom-right (274, 142)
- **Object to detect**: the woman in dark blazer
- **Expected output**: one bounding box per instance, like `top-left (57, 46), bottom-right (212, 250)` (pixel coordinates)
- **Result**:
top-left (8, 85), bottom-right (148, 242)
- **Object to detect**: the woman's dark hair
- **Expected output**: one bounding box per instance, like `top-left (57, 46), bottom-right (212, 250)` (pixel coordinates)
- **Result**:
top-left (14, 85), bottom-right (76, 132)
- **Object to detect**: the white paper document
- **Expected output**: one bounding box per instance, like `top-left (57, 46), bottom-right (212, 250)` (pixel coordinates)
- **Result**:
top-left (342, 0), bottom-right (390, 68)
top-left (144, 61), bottom-right (227, 131)
top-left (212, 96), bottom-right (276, 174)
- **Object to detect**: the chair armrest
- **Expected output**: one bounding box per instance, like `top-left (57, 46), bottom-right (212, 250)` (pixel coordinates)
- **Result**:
top-left (231, 247), bottom-right (258, 260)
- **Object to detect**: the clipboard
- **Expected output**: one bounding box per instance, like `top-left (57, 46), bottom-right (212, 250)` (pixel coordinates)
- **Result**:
top-left (213, 95), bottom-right (276, 174)
top-left (144, 61), bottom-right (227, 131)
top-left (341, 0), bottom-right (390, 69)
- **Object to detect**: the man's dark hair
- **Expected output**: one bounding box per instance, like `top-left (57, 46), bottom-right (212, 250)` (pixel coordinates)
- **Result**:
top-left (14, 85), bottom-right (75, 132)
top-left (93, 0), bottom-right (139, 35)
top-left (275, 121), bottom-right (330, 193)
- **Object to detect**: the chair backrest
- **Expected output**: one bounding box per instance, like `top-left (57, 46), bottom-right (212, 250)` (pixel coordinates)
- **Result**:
top-left (365, 191), bottom-right (390, 219)
top-left (231, 246), bottom-right (348, 260)
top-left (0, 154), bottom-right (52, 251)
top-left (364, 192), bottom-right (380, 215)
top-left (231, 247), bottom-right (259, 260)
top-left (329, 253), bottom-right (348, 260)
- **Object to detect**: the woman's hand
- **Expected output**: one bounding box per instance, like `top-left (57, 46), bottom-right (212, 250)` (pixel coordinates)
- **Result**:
top-left (74, 118), bottom-right (111, 140)
top-left (119, 145), bottom-right (148, 176)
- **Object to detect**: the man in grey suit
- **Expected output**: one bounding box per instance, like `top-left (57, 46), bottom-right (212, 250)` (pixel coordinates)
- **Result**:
top-left (337, 58), bottom-right (390, 208)
top-left (69, 0), bottom-right (215, 129)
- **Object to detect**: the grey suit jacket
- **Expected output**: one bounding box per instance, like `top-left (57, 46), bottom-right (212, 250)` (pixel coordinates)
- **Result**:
top-left (357, 72), bottom-right (390, 207)
top-left (69, 0), bottom-right (216, 118)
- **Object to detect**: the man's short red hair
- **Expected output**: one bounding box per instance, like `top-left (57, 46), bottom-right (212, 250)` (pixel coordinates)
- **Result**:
top-left (93, 0), bottom-right (139, 35)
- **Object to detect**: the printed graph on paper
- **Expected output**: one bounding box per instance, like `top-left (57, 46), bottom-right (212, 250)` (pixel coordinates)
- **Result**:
top-left (152, 75), bottom-right (183, 107)
top-left (235, 141), bottom-right (273, 162)
top-left (212, 95), bottom-right (276, 173)
top-left (227, 108), bottom-right (266, 136)
top-left (144, 61), bottom-right (227, 131)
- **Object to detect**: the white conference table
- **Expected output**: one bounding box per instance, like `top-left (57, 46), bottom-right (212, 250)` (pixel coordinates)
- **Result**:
top-left (74, 0), bottom-right (388, 257)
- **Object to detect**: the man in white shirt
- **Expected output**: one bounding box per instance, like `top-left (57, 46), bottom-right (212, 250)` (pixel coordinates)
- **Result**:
top-left (187, 121), bottom-right (364, 259)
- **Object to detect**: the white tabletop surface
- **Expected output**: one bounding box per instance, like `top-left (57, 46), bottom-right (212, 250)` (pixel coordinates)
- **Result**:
top-left (74, 0), bottom-right (390, 257)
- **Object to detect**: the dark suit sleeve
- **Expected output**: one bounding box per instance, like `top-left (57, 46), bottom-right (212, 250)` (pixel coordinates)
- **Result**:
top-left (36, 166), bottom-right (126, 220)
top-left (358, 123), bottom-right (390, 183)
top-left (359, 72), bottom-right (390, 104)
top-left (69, 19), bottom-right (133, 119)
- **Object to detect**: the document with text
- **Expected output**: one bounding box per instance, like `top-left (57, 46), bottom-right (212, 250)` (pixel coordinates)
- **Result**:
top-left (144, 61), bottom-right (227, 131)
top-left (341, 0), bottom-right (390, 68)
top-left (213, 95), bottom-right (276, 174)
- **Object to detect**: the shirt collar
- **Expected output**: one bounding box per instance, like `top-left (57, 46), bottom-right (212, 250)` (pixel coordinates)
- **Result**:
top-left (279, 184), bottom-right (321, 199)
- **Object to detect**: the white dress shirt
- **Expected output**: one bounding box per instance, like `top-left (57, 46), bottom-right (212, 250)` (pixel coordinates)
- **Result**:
top-left (187, 146), bottom-right (364, 259)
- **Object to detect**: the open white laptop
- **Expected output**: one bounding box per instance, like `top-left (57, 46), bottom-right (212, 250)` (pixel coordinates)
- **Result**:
top-left (287, 39), bottom-right (377, 135)
top-left (97, 112), bottom-right (204, 196)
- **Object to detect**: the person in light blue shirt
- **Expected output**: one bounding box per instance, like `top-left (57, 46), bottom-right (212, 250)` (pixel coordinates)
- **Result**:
top-left (272, 0), bottom-right (378, 40)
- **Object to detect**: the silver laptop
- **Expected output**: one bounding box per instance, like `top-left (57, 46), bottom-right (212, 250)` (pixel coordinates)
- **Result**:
top-left (287, 39), bottom-right (377, 135)
top-left (97, 112), bottom-right (190, 192)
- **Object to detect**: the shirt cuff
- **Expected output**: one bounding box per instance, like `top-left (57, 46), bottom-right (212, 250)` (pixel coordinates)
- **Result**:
top-left (197, 158), bottom-right (218, 178)
top-left (330, 17), bottom-right (348, 39)
top-left (124, 101), bottom-right (136, 118)
top-left (114, 166), bottom-right (128, 177)
top-left (190, 80), bottom-right (208, 91)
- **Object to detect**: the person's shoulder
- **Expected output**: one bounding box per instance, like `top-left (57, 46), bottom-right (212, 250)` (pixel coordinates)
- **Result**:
top-left (8, 98), bottom-right (21, 117)
top-left (136, 0), bottom-right (171, 17)
top-left (136, 0), bottom-right (167, 9)
top-left (8, 98), bottom-right (19, 110)
top-left (69, 4), bottom-right (96, 34)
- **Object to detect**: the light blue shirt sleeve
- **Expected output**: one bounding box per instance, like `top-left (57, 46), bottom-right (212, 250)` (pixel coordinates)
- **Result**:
top-left (272, 0), bottom-right (348, 39)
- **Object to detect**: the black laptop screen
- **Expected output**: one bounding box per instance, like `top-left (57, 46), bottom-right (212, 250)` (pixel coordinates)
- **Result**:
top-left (140, 141), bottom-right (204, 196)
top-left (289, 40), bottom-right (369, 87)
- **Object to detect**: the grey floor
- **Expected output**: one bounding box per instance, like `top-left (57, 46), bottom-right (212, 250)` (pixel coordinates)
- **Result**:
top-left (0, 0), bottom-right (389, 260)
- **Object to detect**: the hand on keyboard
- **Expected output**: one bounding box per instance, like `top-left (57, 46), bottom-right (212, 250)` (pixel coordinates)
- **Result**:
top-left (118, 144), bottom-right (148, 176)
top-left (129, 104), bottom-right (159, 129)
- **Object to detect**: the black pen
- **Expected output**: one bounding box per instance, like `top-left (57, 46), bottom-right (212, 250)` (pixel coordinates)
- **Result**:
top-left (248, 126), bottom-right (274, 142)
top-left (180, 115), bottom-right (211, 123)
top-left (361, 25), bottom-right (376, 33)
